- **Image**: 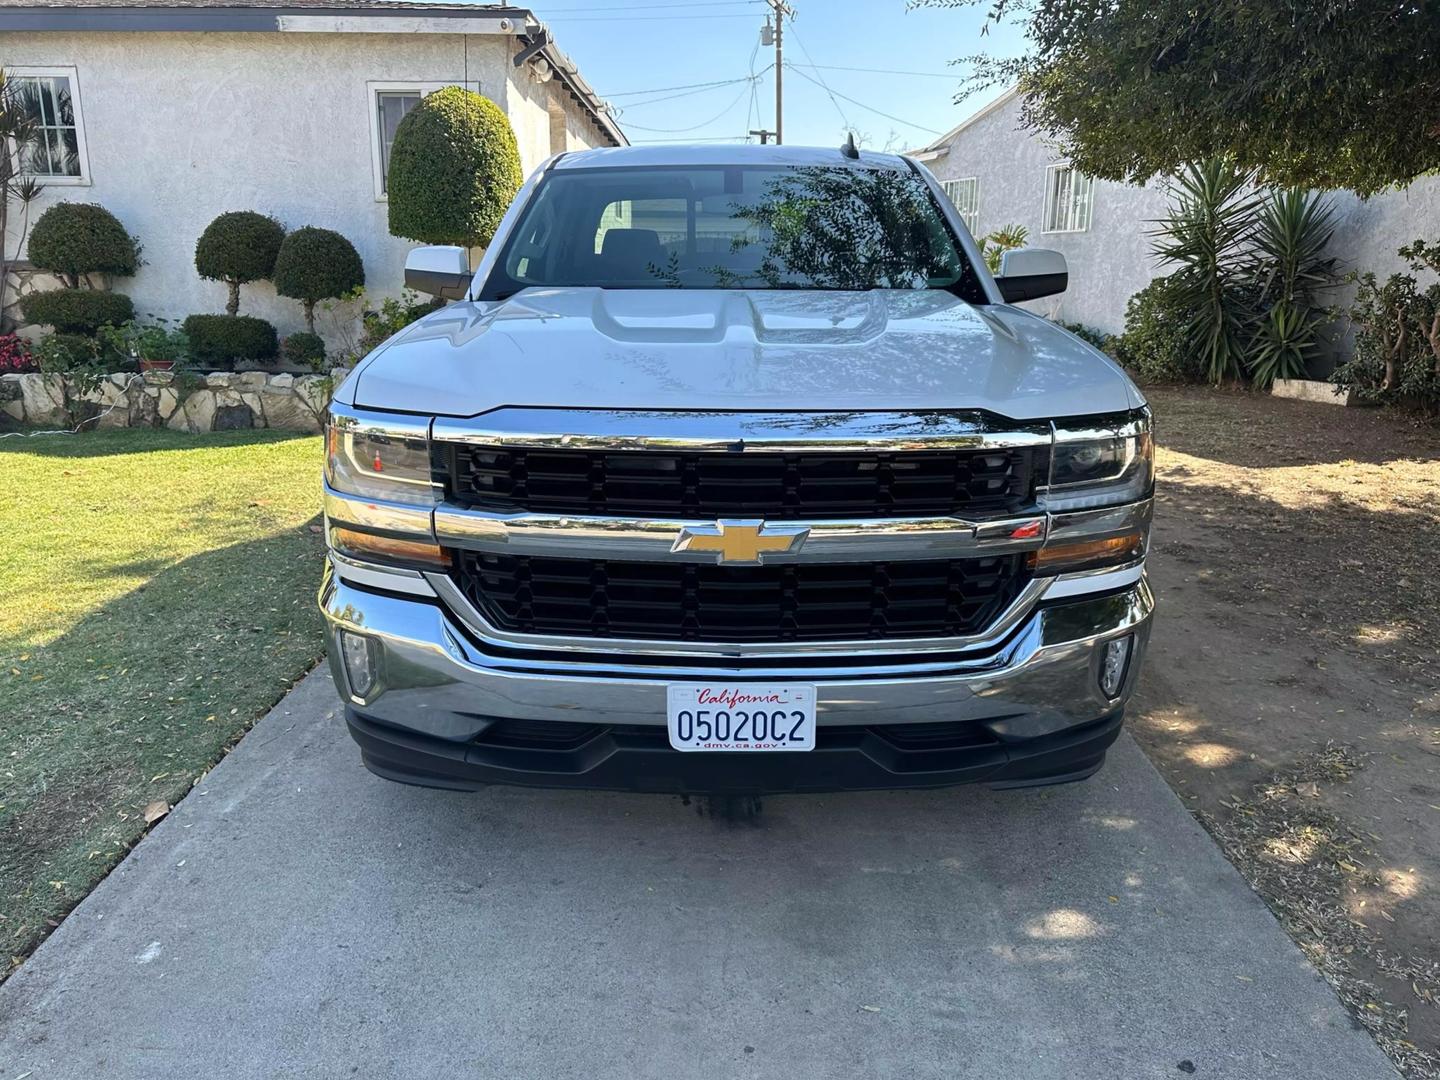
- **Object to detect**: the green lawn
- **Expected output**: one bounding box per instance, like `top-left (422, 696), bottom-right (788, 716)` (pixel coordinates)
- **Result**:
top-left (0, 428), bottom-right (327, 972)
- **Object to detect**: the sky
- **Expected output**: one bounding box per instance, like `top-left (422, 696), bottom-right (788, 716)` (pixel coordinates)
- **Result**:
top-left (526, 0), bottom-right (1029, 151)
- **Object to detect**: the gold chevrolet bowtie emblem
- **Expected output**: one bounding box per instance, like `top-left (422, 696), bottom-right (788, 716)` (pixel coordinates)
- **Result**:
top-left (671, 519), bottom-right (810, 565)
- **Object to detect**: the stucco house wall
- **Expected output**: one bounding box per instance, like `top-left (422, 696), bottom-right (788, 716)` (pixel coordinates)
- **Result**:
top-left (921, 90), bottom-right (1167, 336)
top-left (1, 24), bottom-right (616, 346)
top-left (918, 90), bottom-right (1440, 350)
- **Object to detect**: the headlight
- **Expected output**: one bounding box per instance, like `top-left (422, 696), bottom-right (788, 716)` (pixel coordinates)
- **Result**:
top-left (325, 408), bottom-right (439, 506)
top-left (1044, 410), bottom-right (1154, 511)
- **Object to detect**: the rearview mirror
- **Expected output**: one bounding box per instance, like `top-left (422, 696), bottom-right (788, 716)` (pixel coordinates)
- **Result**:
top-left (994, 248), bottom-right (1068, 303)
top-left (404, 246), bottom-right (470, 300)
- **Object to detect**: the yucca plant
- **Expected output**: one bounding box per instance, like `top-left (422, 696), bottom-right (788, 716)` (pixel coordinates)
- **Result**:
top-left (1247, 188), bottom-right (1338, 386)
top-left (1150, 158), bottom-right (1262, 384)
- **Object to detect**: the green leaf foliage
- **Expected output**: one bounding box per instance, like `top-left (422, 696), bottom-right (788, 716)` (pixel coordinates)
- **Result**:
top-left (195, 211), bottom-right (285, 315)
top-left (386, 86), bottom-right (522, 249)
top-left (1113, 274), bottom-right (1205, 384)
top-left (273, 226), bottom-right (364, 331)
top-left (26, 203), bottom-right (139, 286)
top-left (19, 288), bottom-right (134, 334)
top-left (924, 0), bottom-right (1440, 195)
top-left (182, 314), bottom-right (278, 365)
top-left (1149, 159), bottom-right (1262, 384)
top-left (281, 330), bottom-right (326, 367)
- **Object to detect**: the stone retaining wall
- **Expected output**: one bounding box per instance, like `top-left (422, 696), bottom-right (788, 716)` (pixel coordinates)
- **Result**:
top-left (0, 368), bottom-right (350, 433)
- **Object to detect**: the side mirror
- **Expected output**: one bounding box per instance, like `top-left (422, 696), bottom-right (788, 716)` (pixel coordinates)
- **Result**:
top-left (994, 248), bottom-right (1068, 303)
top-left (404, 246), bottom-right (470, 300)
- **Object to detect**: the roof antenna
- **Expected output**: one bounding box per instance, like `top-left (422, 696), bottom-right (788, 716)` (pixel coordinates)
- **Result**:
top-left (840, 132), bottom-right (859, 160)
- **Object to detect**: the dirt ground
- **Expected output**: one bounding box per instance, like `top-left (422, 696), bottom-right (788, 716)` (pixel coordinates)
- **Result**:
top-left (1131, 387), bottom-right (1440, 1077)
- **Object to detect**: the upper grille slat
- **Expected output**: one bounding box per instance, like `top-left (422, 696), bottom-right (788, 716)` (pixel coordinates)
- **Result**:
top-left (444, 445), bottom-right (1044, 520)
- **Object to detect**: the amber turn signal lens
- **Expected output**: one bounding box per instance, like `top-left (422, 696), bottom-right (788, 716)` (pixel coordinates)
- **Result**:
top-left (1027, 532), bottom-right (1144, 575)
top-left (331, 527), bottom-right (451, 569)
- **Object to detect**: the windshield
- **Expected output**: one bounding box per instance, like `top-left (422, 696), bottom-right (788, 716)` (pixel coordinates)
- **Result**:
top-left (483, 163), bottom-right (982, 299)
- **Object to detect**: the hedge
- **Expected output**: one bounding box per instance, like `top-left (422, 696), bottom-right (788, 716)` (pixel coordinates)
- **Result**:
top-left (386, 86), bottom-right (522, 249)
top-left (27, 203), bottom-right (139, 287)
top-left (195, 211), bottom-right (286, 316)
top-left (281, 331), bottom-right (326, 366)
top-left (18, 288), bottom-right (135, 334)
top-left (273, 226), bottom-right (364, 331)
top-left (182, 314), bottom-right (279, 364)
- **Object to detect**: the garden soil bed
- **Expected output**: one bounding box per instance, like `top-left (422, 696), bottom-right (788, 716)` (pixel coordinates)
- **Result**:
top-left (1132, 387), bottom-right (1440, 1078)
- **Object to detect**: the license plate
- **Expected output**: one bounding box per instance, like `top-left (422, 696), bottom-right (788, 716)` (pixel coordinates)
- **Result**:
top-left (666, 684), bottom-right (816, 752)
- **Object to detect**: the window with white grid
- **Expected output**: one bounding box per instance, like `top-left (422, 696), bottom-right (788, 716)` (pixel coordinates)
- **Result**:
top-left (9, 68), bottom-right (89, 184)
top-left (942, 177), bottom-right (980, 234)
top-left (1042, 164), bottom-right (1094, 233)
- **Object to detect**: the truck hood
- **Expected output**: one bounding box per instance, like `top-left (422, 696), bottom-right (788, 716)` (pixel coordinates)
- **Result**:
top-left (349, 288), bottom-right (1143, 421)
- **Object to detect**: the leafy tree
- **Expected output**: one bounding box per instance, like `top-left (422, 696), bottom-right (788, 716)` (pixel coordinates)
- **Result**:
top-left (734, 166), bottom-right (967, 290)
top-left (386, 86), bottom-right (522, 250)
top-left (922, 0), bottom-right (1440, 194)
top-left (195, 211), bottom-right (285, 316)
top-left (272, 226), bottom-right (365, 332)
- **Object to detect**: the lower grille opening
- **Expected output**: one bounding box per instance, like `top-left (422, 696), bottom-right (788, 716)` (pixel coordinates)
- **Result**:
top-left (869, 721), bottom-right (998, 752)
top-left (449, 552), bottom-right (1029, 643)
top-left (474, 719), bottom-right (605, 751)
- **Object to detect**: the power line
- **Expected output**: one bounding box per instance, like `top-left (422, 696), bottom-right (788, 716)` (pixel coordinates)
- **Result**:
top-left (616, 69), bottom-right (770, 111)
top-left (605, 75), bottom-right (754, 98)
top-left (784, 64), bottom-right (944, 135)
top-left (782, 15), bottom-right (850, 131)
top-left (788, 62), bottom-right (962, 80)
top-left (544, 12), bottom-right (762, 21)
top-left (537, 0), bottom-right (760, 9)
top-left (631, 134), bottom-right (753, 143)
top-left (620, 84), bottom-right (754, 132)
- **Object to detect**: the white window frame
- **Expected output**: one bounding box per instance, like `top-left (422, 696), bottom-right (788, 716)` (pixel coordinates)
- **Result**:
top-left (367, 81), bottom-right (450, 201)
top-left (942, 177), bottom-right (980, 236)
top-left (8, 66), bottom-right (92, 186)
top-left (1042, 163), bottom-right (1094, 234)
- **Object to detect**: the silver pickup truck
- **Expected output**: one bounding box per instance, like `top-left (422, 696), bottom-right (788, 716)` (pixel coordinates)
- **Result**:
top-left (319, 144), bottom-right (1154, 794)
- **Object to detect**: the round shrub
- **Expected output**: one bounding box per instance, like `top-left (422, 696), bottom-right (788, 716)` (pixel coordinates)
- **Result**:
top-left (387, 86), bottom-right (522, 249)
top-left (273, 226), bottom-right (364, 331)
top-left (182, 314), bottom-right (278, 366)
top-left (1113, 274), bottom-right (1205, 383)
top-left (281, 331), bottom-right (326, 367)
top-left (27, 203), bottom-right (139, 287)
top-left (195, 211), bottom-right (286, 316)
top-left (18, 288), bottom-right (135, 334)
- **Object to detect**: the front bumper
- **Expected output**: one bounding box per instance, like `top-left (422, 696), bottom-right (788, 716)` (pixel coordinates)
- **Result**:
top-left (319, 563), bottom-right (1153, 793)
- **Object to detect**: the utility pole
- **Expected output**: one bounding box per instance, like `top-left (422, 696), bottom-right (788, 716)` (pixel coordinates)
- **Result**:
top-left (748, 129), bottom-right (774, 144)
top-left (762, 0), bottom-right (794, 144)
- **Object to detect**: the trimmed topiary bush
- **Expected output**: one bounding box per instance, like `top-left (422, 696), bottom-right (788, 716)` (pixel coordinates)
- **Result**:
top-left (281, 331), bottom-right (326, 367)
top-left (182, 314), bottom-right (278, 366)
top-left (386, 86), bottom-right (522, 249)
top-left (26, 202), bottom-right (139, 288)
top-left (273, 226), bottom-right (364, 332)
top-left (18, 288), bottom-right (134, 334)
top-left (195, 211), bottom-right (286, 316)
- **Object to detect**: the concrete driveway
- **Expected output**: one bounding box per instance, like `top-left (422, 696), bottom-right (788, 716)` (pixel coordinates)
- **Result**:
top-left (0, 669), bottom-right (1396, 1079)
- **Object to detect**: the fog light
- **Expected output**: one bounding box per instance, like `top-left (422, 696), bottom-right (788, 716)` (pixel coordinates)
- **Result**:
top-left (1100, 635), bottom-right (1132, 698)
top-left (339, 630), bottom-right (378, 697)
